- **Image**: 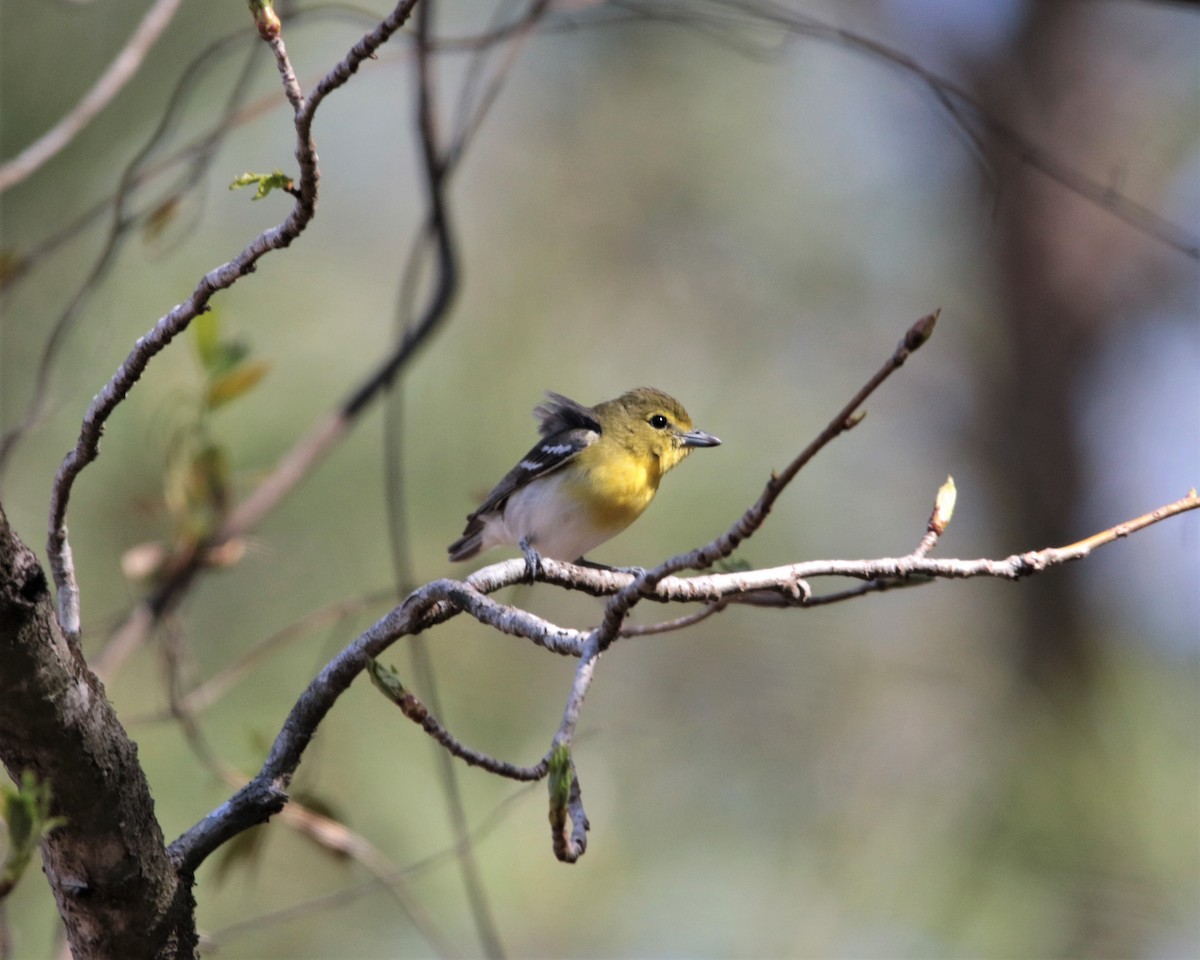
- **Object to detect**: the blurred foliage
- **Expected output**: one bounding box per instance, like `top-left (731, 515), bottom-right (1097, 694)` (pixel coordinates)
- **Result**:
top-left (0, 0), bottom-right (1197, 958)
top-left (120, 310), bottom-right (266, 583)
top-left (0, 773), bottom-right (66, 901)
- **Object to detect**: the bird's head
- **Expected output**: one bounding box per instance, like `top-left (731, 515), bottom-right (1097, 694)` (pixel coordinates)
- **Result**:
top-left (597, 387), bottom-right (721, 473)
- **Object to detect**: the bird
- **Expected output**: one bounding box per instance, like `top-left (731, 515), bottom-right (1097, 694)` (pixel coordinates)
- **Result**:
top-left (448, 387), bottom-right (720, 575)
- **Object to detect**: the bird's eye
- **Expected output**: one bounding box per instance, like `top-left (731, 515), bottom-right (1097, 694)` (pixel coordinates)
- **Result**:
top-left (649, 414), bottom-right (670, 429)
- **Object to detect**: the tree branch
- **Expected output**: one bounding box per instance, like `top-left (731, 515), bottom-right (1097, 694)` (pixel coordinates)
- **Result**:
top-left (368, 659), bottom-right (551, 781)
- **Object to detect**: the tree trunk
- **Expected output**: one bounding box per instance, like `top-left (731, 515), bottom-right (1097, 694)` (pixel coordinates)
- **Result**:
top-left (0, 504), bottom-right (196, 959)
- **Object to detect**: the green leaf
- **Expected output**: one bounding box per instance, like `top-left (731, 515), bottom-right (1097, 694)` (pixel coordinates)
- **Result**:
top-left (229, 169), bottom-right (294, 201)
top-left (202, 342), bottom-right (250, 380)
top-left (367, 659), bottom-right (409, 705)
top-left (1, 772), bottom-right (66, 898)
top-left (193, 311), bottom-right (222, 371)
top-left (715, 556), bottom-right (752, 573)
top-left (205, 359), bottom-right (270, 410)
top-left (547, 743), bottom-right (572, 812)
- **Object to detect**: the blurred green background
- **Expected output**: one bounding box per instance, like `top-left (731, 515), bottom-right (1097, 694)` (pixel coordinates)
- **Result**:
top-left (1, 1), bottom-right (1198, 957)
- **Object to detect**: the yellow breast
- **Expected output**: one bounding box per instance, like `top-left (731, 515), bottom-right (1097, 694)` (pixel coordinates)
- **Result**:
top-left (569, 446), bottom-right (662, 532)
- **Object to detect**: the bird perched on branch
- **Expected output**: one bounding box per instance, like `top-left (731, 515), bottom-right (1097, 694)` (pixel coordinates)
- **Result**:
top-left (448, 387), bottom-right (720, 575)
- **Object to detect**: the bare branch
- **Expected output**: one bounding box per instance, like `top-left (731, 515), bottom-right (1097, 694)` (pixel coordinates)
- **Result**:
top-left (0, 9), bottom-right (394, 310)
top-left (273, 803), bottom-right (458, 958)
top-left (620, 602), bottom-right (727, 637)
top-left (203, 786), bottom-right (537, 952)
top-left (151, 600), bottom-right (457, 956)
top-left (538, 489), bottom-right (1200, 604)
top-left (799, 476), bottom-right (957, 607)
top-left (0, 29), bottom-right (262, 480)
top-left (369, 659), bottom-right (550, 781)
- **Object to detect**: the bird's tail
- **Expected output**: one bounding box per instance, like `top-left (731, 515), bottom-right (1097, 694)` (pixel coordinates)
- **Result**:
top-left (447, 518), bottom-right (484, 562)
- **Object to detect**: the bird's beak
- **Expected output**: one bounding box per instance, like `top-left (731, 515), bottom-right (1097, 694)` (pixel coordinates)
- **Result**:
top-left (681, 428), bottom-right (721, 448)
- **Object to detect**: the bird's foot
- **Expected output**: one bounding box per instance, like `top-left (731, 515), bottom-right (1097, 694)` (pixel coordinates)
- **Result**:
top-left (518, 537), bottom-right (543, 583)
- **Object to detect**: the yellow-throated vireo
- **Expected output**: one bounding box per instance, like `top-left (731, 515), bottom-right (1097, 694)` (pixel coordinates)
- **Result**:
top-left (448, 387), bottom-right (720, 574)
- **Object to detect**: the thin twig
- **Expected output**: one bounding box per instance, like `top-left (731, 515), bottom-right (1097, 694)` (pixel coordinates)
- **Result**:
top-left (0, 8), bottom-right (395, 305)
top-left (805, 476), bottom-right (955, 605)
top-left (154, 598), bottom-right (456, 954)
top-left (371, 660), bottom-right (550, 781)
top-left (122, 591), bottom-right (393, 722)
top-left (620, 602), bottom-right (727, 637)
top-left (0, 44), bottom-right (259, 488)
top-left (274, 802), bottom-right (459, 958)
top-left (0, 28), bottom-right (267, 481)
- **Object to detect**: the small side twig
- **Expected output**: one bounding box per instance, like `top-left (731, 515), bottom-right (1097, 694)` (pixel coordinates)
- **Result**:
top-left (368, 660), bottom-right (549, 781)
top-left (806, 474), bottom-right (956, 607)
top-left (620, 602), bottom-right (727, 637)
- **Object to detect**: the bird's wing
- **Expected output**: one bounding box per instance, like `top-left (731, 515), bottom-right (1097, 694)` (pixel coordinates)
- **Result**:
top-left (466, 425), bottom-right (599, 521)
top-left (534, 392), bottom-right (603, 437)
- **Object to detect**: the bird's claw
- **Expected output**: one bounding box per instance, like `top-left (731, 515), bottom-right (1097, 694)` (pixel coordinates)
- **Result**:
top-left (519, 537), bottom-right (543, 583)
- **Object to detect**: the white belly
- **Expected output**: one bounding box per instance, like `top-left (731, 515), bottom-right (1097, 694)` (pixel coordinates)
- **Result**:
top-left (478, 472), bottom-right (628, 561)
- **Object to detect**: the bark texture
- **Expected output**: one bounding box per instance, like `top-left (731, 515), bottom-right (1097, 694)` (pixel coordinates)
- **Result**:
top-left (0, 505), bottom-right (196, 959)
